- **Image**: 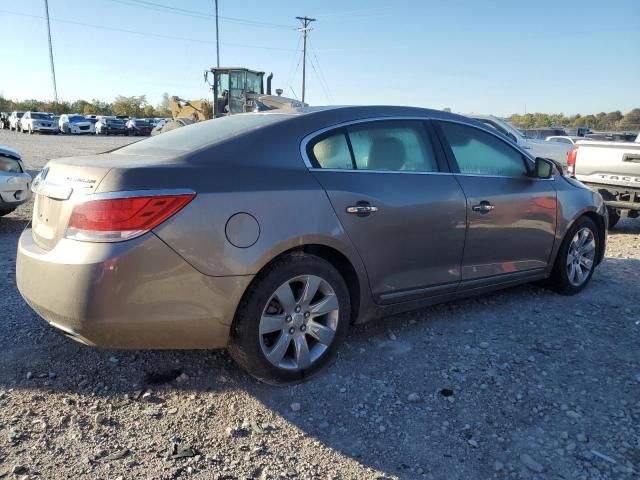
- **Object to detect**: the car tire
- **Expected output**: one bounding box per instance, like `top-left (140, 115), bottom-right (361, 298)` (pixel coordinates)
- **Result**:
top-left (547, 216), bottom-right (599, 295)
top-left (607, 208), bottom-right (620, 230)
top-left (228, 252), bottom-right (351, 385)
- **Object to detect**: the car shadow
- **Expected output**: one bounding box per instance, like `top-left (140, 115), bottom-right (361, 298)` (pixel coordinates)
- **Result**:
top-left (0, 216), bottom-right (30, 234)
top-left (0, 256), bottom-right (638, 478)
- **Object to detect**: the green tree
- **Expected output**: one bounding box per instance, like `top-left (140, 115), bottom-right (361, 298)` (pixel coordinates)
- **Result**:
top-left (620, 108), bottom-right (640, 130)
top-left (112, 95), bottom-right (148, 117)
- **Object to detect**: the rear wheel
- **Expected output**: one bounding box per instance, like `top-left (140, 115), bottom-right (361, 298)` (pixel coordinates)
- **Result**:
top-left (228, 253), bottom-right (350, 385)
top-left (607, 208), bottom-right (620, 230)
top-left (547, 216), bottom-right (599, 295)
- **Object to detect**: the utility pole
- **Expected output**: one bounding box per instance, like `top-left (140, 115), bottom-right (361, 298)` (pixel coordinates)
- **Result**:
top-left (296, 16), bottom-right (316, 104)
top-left (43, 0), bottom-right (58, 104)
top-left (214, 0), bottom-right (220, 67)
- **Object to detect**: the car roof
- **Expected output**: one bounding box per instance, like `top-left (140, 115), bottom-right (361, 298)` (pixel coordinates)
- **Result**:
top-left (0, 145), bottom-right (21, 160)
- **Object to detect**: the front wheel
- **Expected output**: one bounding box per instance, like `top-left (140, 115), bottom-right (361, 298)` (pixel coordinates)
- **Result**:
top-left (228, 253), bottom-right (351, 385)
top-left (547, 216), bottom-right (599, 295)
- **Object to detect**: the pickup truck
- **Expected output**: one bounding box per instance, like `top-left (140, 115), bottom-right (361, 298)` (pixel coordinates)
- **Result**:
top-left (568, 138), bottom-right (640, 228)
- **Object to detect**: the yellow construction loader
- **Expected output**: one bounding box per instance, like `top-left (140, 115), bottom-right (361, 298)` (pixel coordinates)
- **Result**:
top-left (157, 67), bottom-right (304, 135)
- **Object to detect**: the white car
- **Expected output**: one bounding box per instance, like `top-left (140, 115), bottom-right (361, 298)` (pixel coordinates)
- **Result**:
top-left (59, 114), bottom-right (95, 134)
top-left (0, 146), bottom-right (31, 216)
top-left (19, 112), bottom-right (58, 135)
top-left (9, 111), bottom-right (24, 132)
top-left (546, 136), bottom-right (593, 145)
top-left (468, 115), bottom-right (573, 165)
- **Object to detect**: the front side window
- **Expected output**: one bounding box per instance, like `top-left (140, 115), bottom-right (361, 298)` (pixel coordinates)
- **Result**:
top-left (439, 121), bottom-right (528, 177)
top-left (308, 120), bottom-right (439, 173)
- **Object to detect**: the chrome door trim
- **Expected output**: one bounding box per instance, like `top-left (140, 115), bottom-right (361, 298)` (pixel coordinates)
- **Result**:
top-left (299, 115), bottom-right (544, 178)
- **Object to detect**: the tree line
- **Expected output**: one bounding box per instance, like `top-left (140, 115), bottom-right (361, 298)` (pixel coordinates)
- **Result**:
top-left (0, 93), bottom-right (174, 119)
top-left (507, 109), bottom-right (640, 131)
top-left (1, 94), bottom-right (639, 130)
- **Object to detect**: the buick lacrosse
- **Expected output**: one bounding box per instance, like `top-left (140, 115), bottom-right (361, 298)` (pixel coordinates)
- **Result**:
top-left (17, 106), bottom-right (607, 384)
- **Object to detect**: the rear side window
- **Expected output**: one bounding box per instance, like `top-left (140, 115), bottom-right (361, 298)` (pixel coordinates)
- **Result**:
top-left (308, 120), bottom-right (439, 172)
top-left (439, 122), bottom-right (528, 177)
top-left (312, 132), bottom-right (353, 169)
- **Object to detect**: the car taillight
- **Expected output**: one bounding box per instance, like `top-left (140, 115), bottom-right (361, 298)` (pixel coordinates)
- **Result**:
top-left (567, 146), bottom-right (578, 176)
top-left (66, 192), bottom-right (195, 242)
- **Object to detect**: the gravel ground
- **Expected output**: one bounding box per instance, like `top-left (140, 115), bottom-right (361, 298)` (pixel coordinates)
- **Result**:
top-left (0, 129), bottom-right (638, 479)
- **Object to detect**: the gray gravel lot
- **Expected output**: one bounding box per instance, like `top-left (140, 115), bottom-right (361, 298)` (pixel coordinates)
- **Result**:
top-left (0, 129), bottom-right (638, 479)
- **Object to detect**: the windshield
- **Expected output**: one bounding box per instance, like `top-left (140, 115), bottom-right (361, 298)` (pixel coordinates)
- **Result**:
top-left (116, 113), bottom-right (294, 155)
top-left (106, 119), bottom-right (124, 126)
top-left (69, 115), bottom-right (85, 123)
top-left (246, 72), bottom-right (262, 95)
top-left (15, 112), bottom-right (24, 118)
top-left (135, 120), bottom-right (151, 126)
top-left (31, 113), bottom-right (50, 119)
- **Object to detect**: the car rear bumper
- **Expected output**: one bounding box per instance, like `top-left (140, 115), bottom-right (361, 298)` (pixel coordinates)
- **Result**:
top-left (0, 172), bottom-right (32, 207)
top-left (16, 230), bottom-right (253, 349)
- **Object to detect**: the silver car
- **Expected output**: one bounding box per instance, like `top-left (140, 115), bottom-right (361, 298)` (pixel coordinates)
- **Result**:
top-left (0, 146), bottom-right (31, 216)
top-left (16, 106), bottom-right (607, 384)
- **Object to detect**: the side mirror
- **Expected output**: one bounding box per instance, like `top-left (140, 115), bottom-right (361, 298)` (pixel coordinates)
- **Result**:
top-left (533, 157), bottom-right (554, 179)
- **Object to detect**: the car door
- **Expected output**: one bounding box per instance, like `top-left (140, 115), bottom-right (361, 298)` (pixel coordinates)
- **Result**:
top-left (305, 119), bottom-right (467, 304)
top-left (435, 120), bottom-right (557, 285)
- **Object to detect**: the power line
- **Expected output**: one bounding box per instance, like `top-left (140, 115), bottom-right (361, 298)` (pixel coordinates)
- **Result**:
top-left (296, 16), bottom-right (316, 104)
top-left (43, 0), bottom-right (58, 103)
top-left (310, 42), bottom-right (333, 104)
top-left (1, 9), bottom-right (300, 52)
top-left (107, 0), bottom-right (296, 30)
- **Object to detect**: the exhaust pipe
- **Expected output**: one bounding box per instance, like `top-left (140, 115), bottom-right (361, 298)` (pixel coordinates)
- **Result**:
top-left (266, 73), bottom-right (273, 95)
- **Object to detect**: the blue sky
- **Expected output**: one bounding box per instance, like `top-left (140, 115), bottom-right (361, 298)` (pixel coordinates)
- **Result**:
top-left (1, 0), bottom-right (639, 116)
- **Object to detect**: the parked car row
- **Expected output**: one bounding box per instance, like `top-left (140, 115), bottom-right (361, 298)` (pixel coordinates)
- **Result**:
top-left (0, 146), bottom-right (31, 216)
top-left (0, 111), bottom-right (166, 136)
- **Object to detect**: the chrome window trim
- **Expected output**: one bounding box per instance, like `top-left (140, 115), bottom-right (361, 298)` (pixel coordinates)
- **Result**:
top-left (300, 116), bottom-right (441, 170)
top-left (299, 115), bottom-right (542, 180)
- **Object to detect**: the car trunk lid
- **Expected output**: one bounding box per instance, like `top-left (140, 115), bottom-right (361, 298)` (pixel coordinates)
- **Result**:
top-left (32, 159), bottom-right (114, 250)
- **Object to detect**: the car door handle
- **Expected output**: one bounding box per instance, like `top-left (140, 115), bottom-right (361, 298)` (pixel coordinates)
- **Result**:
top-left (472, 202), bottom-right (495, 214)
top-left (346, 205), bottom-right (379, 216)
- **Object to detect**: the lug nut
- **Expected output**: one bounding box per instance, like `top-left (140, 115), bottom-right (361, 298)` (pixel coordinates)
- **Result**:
top-left (286, 315), bottom-right (292, 323)
top-left (295, 305), bottom-right (301, 313)
top-left (300, 325), bottom-right (306, 332)
top-left (288, 327), bottom-right (295, 335)
top-left (304, 311), bottom-right (310, 318)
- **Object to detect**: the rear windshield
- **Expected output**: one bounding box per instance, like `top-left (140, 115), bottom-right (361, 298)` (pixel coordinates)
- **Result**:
top-left (31, 113), bottom-right (50, 119)
top-left (116, 113), bottom-right (295, 154)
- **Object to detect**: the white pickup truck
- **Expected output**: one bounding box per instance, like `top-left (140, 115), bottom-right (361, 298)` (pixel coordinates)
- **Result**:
top-left (568, 135), bottom-right (640, 228)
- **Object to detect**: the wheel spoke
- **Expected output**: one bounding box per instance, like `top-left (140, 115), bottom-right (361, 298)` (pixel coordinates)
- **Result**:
top-left (307, 320), bottom-right (335, 346)
top-left (580, 256), bottom-right (593, 270)
top-left (310, 294), bottom-right (339, 317)
top-left (293, 335), bottom-right (311, 369)
top-left (581, 241), bottom-right (595, 254)
top-left (274, 282), bottom-right (297, 312)
top-left (576, 264), bottom-right (586, 283)
top-left (260, 313), bottom-right (287, 335)
top-left (300, 276), bottom-right (322, 307)
top-left (568, 263), bottom-right (577, 283)
top-left (266, 333), bottom-right (291, 365)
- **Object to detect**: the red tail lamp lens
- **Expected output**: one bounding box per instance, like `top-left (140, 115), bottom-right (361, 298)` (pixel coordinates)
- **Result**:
top-left (67, 193), bottom-right (195, 241)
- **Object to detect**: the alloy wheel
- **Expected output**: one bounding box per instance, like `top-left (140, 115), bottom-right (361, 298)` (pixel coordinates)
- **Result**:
top-left (566, 227), bottom-right (596, 286)
top-left (259, 274), bottom-right (340, 371)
